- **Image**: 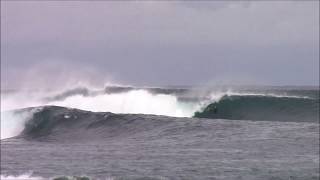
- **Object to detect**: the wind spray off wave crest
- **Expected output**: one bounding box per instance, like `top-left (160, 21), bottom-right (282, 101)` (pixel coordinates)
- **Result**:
top-left (1, 108), bottom-right (40, 139)
top-left (1, 86), bottom-right (204, 117)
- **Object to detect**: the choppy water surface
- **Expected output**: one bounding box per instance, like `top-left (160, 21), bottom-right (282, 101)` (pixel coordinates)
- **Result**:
top-left (1, 106), bottom-right (319, 180)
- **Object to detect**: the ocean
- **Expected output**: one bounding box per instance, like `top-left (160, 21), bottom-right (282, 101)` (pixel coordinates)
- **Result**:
top-left (1, 86), bottom-right (319, 180)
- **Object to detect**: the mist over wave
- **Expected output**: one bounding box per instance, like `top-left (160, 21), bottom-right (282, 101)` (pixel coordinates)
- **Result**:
top-left (1, 110), bottom-right (34, 139)
top-left (1, 86), bottom-right (202, 115)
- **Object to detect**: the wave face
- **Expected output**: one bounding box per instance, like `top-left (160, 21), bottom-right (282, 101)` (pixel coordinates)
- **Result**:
top-left (194, 95), bottom-right (319, 122)
top-left (17, 106), bottom-right (189, 142)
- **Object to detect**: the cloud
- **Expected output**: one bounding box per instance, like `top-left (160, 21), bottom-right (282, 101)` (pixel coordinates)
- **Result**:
top-left (1, 1), bottom-right (319, 88)
top-left (2, 1), bottom-right (317, 45)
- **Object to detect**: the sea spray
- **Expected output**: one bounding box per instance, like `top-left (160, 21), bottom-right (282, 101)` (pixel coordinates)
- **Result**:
top-left (1, 107), bottom-right (43, 139)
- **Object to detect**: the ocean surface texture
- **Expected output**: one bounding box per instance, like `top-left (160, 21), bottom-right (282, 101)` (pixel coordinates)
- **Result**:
top-left (1, 86), bottom-right (319, 180)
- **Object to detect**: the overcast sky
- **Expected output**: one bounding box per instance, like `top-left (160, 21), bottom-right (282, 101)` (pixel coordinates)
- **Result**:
top-left (1, 1), bottom-right (319, 89)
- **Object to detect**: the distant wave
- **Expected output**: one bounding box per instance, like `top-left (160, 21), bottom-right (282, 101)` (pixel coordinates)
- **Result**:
top-left (194, 95), bottom-right (319, 122)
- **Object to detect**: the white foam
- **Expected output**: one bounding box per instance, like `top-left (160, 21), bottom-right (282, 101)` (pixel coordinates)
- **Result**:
top-left (0, 172), bottom-right (44, 180)
top-left (1, 110), bottom-right (33, 140)
top-left (49, 90), bottom-right (201, 117)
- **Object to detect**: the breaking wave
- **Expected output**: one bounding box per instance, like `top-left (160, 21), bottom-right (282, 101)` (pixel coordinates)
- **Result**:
top-left (47, 90), bottom-right (200, 117)
top-left (1, 86), bottom-right (319, 140)
top-left (1, 87), bottom-right (201, 117)
top-left (13, 106), bottom-right (186, 141)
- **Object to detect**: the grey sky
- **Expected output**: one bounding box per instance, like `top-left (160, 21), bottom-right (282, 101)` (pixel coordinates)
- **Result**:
top-left (1, 1), bottom-right (319, 89)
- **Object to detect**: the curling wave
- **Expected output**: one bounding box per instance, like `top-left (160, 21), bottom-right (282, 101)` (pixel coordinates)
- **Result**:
top-left (194, 95), bottom-right (319, 122)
